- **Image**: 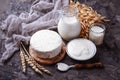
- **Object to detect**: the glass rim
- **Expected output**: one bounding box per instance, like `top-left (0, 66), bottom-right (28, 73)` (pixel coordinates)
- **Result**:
top-left (90, 23), bottom-right (106, 34)
top-left (61, 5), bottom-right (78, 17)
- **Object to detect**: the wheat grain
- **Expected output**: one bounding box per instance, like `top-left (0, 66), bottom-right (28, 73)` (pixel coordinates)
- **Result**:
top-left (19, 47), bottom-right (26, 73)
top-left (24, 55), bottom-right (43, 75)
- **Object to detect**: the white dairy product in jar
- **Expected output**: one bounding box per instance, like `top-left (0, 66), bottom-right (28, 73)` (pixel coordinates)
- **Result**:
top-left (58, 16), bottom-right (80, 41)
top-left (89, 26), bottom-right (105, 45)
top-left (57, 5), bottom-right (81, 41)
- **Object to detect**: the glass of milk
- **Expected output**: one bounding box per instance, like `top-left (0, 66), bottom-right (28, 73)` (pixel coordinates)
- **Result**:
top-left (57, 5), bottom-right (81, 41)
top-left (89, 23), bottom-right (106, 45)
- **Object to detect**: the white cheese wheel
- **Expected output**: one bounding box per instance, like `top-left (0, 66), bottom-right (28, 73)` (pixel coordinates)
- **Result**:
top-left (30, 30), bottom-right (62, 58)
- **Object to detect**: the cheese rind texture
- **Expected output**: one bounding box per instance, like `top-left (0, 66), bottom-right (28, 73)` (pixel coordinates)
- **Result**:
top-left (30, 30), bottom-right (62, 58)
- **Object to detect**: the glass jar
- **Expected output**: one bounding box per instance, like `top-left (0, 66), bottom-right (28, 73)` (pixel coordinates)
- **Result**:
top-left (89, 23), bottom-right (106, 45)
top-left (57, 5), bottom-right (81, 41)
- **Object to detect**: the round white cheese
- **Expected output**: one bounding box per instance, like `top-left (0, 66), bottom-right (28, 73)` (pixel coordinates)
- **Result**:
top-left (30, 30), bottom-right (62, 58)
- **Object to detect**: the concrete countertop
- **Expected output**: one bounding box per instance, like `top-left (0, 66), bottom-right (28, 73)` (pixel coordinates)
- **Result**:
top-left (0, 0), bottom-right (120, 80)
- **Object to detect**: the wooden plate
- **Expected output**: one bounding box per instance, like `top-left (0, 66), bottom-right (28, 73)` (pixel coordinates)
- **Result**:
top-left (29, 43), bottom-right (66, 65)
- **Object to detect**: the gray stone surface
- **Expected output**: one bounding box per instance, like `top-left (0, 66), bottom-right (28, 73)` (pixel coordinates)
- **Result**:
top-left (0, 0), bottom-right (120, 80)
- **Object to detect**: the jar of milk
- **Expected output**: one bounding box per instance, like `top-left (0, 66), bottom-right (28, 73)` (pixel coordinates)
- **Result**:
top-left (89, 23), bottom-right (106, 45)
top-left (58, 5), bottom-right (81, 41)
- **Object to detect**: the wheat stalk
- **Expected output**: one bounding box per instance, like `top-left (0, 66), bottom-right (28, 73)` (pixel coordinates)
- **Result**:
top-left (24, 54), bottom-right (43, 75)
top-left (20, 41), bottom-right (52, 75)
top-left (20, 41), bottom-right (52, 76)
top-left (19, 47), bottom-right (26, 73)
top-left (30, 57), bottom-right (52, 75)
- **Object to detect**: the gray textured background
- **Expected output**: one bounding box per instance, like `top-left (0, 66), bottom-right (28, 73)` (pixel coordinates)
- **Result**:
top-left (0, 0), bottom-right (120, 80)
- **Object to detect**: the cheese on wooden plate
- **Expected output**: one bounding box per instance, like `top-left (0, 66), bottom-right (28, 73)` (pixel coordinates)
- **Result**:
top-left (30, 30), bottom-right (62, 58)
